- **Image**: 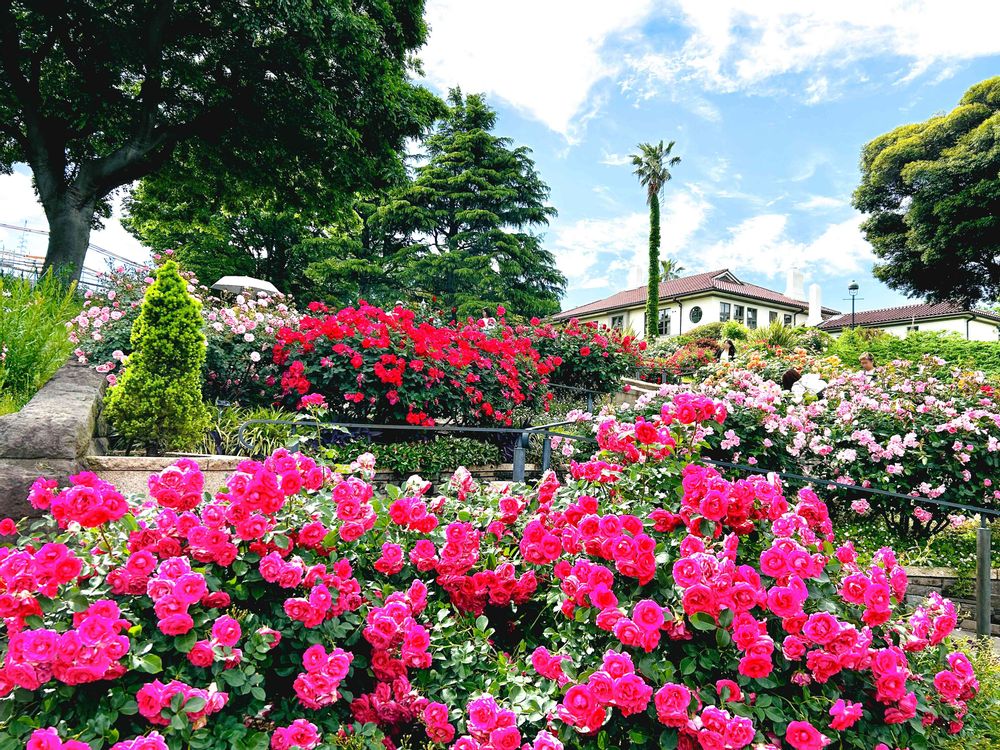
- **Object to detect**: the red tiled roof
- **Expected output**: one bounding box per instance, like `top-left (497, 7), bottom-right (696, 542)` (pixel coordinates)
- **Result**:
top-left (554, 269), bottom-right (839, 320)
top-left (817, 301), bottom-right (1000, 330)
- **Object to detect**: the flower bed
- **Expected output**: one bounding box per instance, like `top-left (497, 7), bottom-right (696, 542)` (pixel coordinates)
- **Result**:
top-left (631, 353), bottom-right (1000, 541)
top-left (68, 258), bottom-right (299, 408)
top-left (0, 393), bottom-right (984, 750)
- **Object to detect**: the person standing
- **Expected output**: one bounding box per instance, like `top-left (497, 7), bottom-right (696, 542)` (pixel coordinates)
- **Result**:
top-left (719, 339), bottom-right (736, 362)
top-left (859, 352), bottom-right (876, 381)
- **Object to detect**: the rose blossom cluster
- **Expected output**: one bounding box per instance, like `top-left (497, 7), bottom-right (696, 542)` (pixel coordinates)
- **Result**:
top-left (28, 471), bottom-right (129, 528)
top-left (350, 676), bottom-right (430, 742)
top-left (530, 646), bottom-right (570, 685)
top-left (362, 583), bottom-right (432, 680)
top-left (451, 695), bottom-right (522, 750)
top-left (1, 600), bottom-right (129, 692)
top-left (136, 679), bottom-right (228, 727)
top-left (293, 644), bottom-right (353, 709)
top-left (25, 728), bottom-right (91, 750)
top-left (187, 615), bottom-right (242, 669)
top-left (653, 681), bottom-right (756, 750)
top-left (270, 719), bottom-right (322, 750)
top-left (439, 561), bottom-right (537, 616)
top-left (0, 541), bottom-right (81, 619)
top-left (279, 556), bottom-right (363, 628)
top-left (332, 475), bottom-right (378, 541)
top-left (147, 457), bottom-right (204, 512)
top-left (556, 651), bottom-right (653, 732)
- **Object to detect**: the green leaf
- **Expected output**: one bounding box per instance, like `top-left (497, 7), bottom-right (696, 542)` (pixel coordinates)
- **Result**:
top-left (135, 653), bottom-right (163, 674)
top-left (688, 612), bottom-right (716, 631)
top-left (659, 730), bottom-right (678, 750)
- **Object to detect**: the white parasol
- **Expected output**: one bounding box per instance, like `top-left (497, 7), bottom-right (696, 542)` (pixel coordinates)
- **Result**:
top-left (210, 275), bottom-right (280, 295)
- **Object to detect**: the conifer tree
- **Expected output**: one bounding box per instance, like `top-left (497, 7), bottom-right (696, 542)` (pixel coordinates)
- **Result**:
top-left (103, 261), bottom-right (210, 452)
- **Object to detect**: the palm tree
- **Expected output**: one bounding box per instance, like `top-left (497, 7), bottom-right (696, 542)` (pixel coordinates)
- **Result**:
top-left (660, 258), bottom-right (686, 281)
top-left (631, 141), bottom-right (681, 340)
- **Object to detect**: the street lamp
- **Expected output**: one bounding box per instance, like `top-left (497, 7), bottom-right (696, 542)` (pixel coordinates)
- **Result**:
top-left (847, 280), bottom-right (860, 329)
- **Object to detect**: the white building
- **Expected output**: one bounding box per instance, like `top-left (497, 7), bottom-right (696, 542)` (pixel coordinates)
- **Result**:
top-left (553, 268), bottom-right (839, 339)
top-left (817, 302), bottom-right (1000, 341)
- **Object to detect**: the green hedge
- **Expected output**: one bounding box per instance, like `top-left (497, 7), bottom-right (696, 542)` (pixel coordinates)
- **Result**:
top-left (829, 328), bottom-right (1000, 376)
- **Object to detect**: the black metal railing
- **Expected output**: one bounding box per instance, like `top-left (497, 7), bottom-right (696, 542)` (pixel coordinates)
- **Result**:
top-left (236, 418), bottom-right (594, 479)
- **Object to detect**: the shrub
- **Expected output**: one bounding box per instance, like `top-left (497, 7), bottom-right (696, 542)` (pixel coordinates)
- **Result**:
top-left (103, 261), bottom-right (212, 452)
top-left (321, 436), bottom-right (502, 476)
top-left (720, 320), bottom-right (749, 342)
top-left (680, 322), bottom-right (724, 342)
top-left (830, 329), bottom-right (1000, 378)
top-left (0, 394), bottom-right (982, 750)
top-left (641, 352), bottom-right (1000, 541)
top-left (273, 302), bottom-right (559, 426)
top-left (68, 259), bottom-right (298, 407)
top-left (0, 272), bottom-right (79, 414)
top-left (530, 319), bottom-right (644, 394)
top-left (745, 320), bottom-right (799, 349)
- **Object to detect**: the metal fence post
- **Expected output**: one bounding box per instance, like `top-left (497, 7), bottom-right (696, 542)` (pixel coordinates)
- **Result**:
top-left (541, 434), bottom-right (552, 472)
top-left (978, 513), bottom-right (992, 638)
top-left (587, 393), bottom-right (594, 413)
top-left (512, 433), bottom-right (529, 482)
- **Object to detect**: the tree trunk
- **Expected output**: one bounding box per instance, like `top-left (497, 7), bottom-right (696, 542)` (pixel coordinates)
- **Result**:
top-left (645, 196), bottom-right (661, 340)
top-left (40, 198), bottom-right (95, 284)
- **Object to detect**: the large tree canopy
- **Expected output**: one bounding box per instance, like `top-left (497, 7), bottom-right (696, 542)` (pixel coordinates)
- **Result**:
top-left (386, 89), bottom-right (566, 320)
top-left (123, 147), bottom-right (346, 296)
top-left (853, 76), bottom-right (1000, 305)
top-left (0, 0), bottom-right (439, 282)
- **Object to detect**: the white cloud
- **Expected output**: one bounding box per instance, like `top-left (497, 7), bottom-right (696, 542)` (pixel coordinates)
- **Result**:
top-left (600, 151), bottom-right (633, 167)
top-left (0, 169), bottom-right (149, 268)
top-left (795, 195), bottom-right (848, 211)
top-left (422, 0), bottom-right (654, 137)
top-left (699, 214), bottom-right (872, 279)
top-left (624, 1), bottom-right (1000, 101)
top-left (549, 187), bottom-right (712, 293)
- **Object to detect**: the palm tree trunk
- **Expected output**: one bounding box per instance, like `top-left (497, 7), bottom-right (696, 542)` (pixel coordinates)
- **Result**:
top-left (645, 196), bottom-right (661, 340)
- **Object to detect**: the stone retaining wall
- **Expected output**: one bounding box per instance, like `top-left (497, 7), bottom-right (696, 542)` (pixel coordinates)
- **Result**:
top-left (0, 361), bottom-right (108, 519)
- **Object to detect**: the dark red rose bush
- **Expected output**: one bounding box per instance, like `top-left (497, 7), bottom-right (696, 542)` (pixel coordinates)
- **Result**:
top-left (0, 394), bottom-right (983, 750)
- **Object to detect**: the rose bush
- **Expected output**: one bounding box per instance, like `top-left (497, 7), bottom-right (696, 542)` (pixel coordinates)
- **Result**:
top-left (68, 255), bottom-right (299, 407)
top-left (527, 319), bottom-right (644, 394)
top-left (630, 352), bottom-right (1000, 540)
top-left (272, 302), bottom-right (561, 426)
top-left (0, 393), bottom-right (983, 750)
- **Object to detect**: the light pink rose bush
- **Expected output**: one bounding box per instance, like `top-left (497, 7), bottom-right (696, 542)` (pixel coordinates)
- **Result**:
top-left (632, 354), bottom-right (1000, 540)
top-left (0, 394), bottom-right (983, 749)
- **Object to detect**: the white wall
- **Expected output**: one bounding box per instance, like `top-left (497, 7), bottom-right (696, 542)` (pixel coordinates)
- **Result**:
top-left (875, 317), bottom-right (1000, 341)
top-left (570, 294), bottom-right (806, 340)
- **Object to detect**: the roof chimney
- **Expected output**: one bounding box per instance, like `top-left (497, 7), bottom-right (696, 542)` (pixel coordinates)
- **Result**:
top-left (806, 283), bottom-right (823, 327)
top-left (785, 267), bottom-right (806, 301)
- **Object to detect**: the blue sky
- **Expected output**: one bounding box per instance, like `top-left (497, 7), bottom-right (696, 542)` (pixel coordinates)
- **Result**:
top-left (3, 1), bottom-right (1000, 314)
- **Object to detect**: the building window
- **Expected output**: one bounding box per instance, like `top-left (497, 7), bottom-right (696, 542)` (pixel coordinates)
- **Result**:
top-left (611, 314), bottom-right (624, 329)
top-left (734, 305), bottom-right (744, 324)
top-left (746, 307), bottom-right (758, 330)
top-left (657, 309), bottom-right (671, 336)
top-left (719, 302), bottom-right (731, 322)
top-left (906, 325), bottom-right (919, 333)
top-left (689, 306), bottom-right (703, 324)
top-left (783, 314), bottom-right (793, 326)
top-left (769, 311), bottom-right (778, 324)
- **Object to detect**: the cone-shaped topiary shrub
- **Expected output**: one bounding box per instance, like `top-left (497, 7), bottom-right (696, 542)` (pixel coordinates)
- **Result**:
top-left (103, 260), bottom-right (211, 452)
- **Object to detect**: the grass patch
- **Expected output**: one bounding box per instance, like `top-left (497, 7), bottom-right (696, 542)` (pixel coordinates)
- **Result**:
top-left (0, 272), bottom-right (80, 414)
